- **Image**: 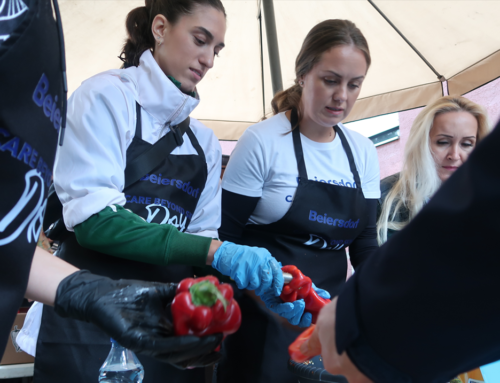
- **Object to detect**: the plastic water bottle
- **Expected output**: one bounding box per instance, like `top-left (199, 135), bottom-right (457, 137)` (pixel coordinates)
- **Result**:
top-left (98, 338), bottom-right (144, 383)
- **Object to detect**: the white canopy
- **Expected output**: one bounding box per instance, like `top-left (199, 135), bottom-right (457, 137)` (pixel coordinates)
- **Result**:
top-left (59, 0), bottom-right (500, 140)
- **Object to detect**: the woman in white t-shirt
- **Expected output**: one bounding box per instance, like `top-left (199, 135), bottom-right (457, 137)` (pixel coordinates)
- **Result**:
top-left (218, 19), bottom-right (380, 383)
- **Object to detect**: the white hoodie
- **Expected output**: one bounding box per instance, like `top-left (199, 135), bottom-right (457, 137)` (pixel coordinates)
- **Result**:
top-left (54, 50), bottom-right (222, 238)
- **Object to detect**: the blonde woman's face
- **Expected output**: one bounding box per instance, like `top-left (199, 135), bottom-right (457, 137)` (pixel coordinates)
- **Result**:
top-left (429, 111), bottom-right (478, 182)
top-left (153, 5), bottom-right (226, 93)
top-left (300, 45), bottom-right (367, 129)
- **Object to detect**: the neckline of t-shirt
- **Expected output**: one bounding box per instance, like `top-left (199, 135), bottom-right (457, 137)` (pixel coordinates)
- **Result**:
top-left (277, 112), bottom-right (342, 150)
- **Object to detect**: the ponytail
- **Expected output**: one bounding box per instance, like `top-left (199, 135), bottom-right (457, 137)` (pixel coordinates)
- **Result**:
top-left (120, 0), bottom-right (226, 68)
top-left (271, 83), bottom-right (302, 129)
top-left (120, 4), bottom-right (154, 67)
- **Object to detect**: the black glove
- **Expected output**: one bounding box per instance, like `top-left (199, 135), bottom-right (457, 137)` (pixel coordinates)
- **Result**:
top-left (54, 270), bottom-right (222, 368)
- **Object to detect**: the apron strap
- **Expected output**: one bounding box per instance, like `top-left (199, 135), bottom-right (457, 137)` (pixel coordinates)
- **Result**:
top-left (334, 125), bottom-right (362, 189)
top-left (124, 109), bottom-right (191, 189)
top-left (290, 108), bottom-right (363, 189)
top-left (291, 109), bottom-right (308, 180)
top-left (135, 102), bottom-right (143, 139)
top-left (185, 128), bottom-right (207, 163)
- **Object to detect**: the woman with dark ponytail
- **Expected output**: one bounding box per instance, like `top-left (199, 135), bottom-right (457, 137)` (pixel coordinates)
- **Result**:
top-left (33, 1), bottom-right (285, 382)
top-left (219, 19), bottom-right (381, 382)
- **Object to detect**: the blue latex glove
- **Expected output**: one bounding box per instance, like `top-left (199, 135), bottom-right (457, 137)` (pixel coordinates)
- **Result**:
top-left (212, 242), bottom-right (283, 296)
top-left (261, 291), bottom-right (312, 327)
top-left (261, 283), bottom-right (331, 328)
top-left (311, 282), bottom-right (331, 299)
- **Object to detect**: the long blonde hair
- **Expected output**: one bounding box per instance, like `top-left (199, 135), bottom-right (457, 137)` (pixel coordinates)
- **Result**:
top-left (377, 96), bottom-right (491, 244)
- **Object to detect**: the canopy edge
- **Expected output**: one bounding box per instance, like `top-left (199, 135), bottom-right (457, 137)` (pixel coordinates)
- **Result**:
top-left (448, 50), bottom-right (500, 97)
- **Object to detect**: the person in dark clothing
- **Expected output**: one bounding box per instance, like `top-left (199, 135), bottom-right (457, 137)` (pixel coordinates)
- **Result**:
top-left (373, 96), bottom-right (491, 382)
top-left (305, 116), bottom-right (500, 383)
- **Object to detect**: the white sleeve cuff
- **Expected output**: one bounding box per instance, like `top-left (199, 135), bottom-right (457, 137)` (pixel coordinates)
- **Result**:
top-left (186, 229), bottom-right (218, 239)
top-left (62, 189), bottom-right (127, 230)
top-left (16, 301), bottom-right (44, 357)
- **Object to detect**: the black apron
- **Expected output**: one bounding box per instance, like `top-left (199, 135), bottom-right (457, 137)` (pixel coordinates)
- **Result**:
top-left (0, 0), bottom-right (64, 356)
top-left (35, 104), bottom-right (209, 383)
top-left (218, 110), bottom-right (368, 383)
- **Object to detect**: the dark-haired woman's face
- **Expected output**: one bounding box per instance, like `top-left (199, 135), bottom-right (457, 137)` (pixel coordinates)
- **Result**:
top-left (300, 45), bottom-right (367, 130)
top-left (153, 5), bottom-right (226, 93)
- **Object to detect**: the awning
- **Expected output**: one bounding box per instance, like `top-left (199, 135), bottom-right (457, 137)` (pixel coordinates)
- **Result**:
top-left (59, 0), bottom-right (500, 140)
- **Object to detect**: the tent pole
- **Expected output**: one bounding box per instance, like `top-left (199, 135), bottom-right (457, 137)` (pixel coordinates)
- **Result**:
top-left (257, 1), bottom-right (266, 116)
top-left (262, 0), bottom-right (283, 95)
top-left (259, 16), bottom-right (266, 115)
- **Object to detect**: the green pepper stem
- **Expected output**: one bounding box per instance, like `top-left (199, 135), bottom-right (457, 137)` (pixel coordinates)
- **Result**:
top-left (190, 281), bottom-right (228, 311)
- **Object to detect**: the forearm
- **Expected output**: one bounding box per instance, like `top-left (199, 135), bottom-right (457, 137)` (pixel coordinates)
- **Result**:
top-left (309, 297), bottom-right (373, 383)
top-left (25, 247), bottom-right (79, 305)
top-left (75, 205), bottom-right (212, 267)
top-left (220, 189), bottom-right (260, 242)
top-left (206, 240), bottom-right (222, 265)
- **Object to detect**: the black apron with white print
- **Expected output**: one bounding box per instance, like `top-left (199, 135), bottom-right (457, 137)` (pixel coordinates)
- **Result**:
top-left (0, 0), bottom-right (64, 356)
top-left (219, 109), bottom-right (368, 383)
top-left (36, 103), bottom-right (209, 383)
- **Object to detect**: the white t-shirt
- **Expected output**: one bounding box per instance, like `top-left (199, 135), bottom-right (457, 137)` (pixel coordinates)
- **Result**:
top-left (221, 112), bottom-right (380, 225)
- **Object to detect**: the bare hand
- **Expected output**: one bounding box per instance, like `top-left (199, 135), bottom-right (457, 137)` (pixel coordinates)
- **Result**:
top-left (314, 297), bottom-right (374, 383)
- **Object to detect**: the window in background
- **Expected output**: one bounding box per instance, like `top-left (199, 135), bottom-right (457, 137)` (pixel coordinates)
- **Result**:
top-left (344, 113), bottom-right (400, 147)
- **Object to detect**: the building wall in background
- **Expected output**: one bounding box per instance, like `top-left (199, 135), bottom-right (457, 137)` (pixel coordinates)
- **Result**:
top-left (465, 77), bottom-right (500, 125)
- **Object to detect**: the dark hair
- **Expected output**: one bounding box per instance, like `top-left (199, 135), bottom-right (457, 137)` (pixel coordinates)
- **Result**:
top-left (271, 19), bottom-right (371, 128)
top-left (120, 0), bottom-right (226, 67)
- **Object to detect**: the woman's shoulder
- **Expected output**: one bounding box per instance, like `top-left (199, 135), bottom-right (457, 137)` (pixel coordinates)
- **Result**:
top-left (378, 172), bottom-right (409, 225)
top-left (189, 118), bottom-right (221, 155)
top-left (72, 68), bottom-right (136, 105)
top-left (380, 173), bottom-right (400, 200)
top-left (337, 123), bottom-right (375, 151)
top-left (235, 113), bottom-right (294, 158)
top-left (245, 112), bottom-right (291, 137)
top-left (189, 118), bottom-right (219, 141)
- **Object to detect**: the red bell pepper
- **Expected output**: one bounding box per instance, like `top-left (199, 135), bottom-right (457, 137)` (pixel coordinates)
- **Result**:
top-left (288, 324), bottom-right (319, 363)
top-left (171, 276), bottom-right (241, 337)
top-left (280, 265), bottom-right (330, 323)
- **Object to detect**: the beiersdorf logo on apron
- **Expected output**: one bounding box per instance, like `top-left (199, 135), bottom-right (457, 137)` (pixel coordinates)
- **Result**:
top-left (32, 73), bottom-right (62, 132)
top-left (140, 174), bottom-right (200, 198)
top-left (308, 210), bottom-right (359, 229)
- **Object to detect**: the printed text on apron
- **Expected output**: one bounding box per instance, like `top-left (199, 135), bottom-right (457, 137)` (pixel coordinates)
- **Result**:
top-left (35, 103), bottom-right (208, 383)
top-left (218, 108), bottom-right (368, 383)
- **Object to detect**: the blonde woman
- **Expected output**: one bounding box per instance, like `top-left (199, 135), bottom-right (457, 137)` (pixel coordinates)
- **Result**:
top-left (377, 96), bottom-right (491, 244)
